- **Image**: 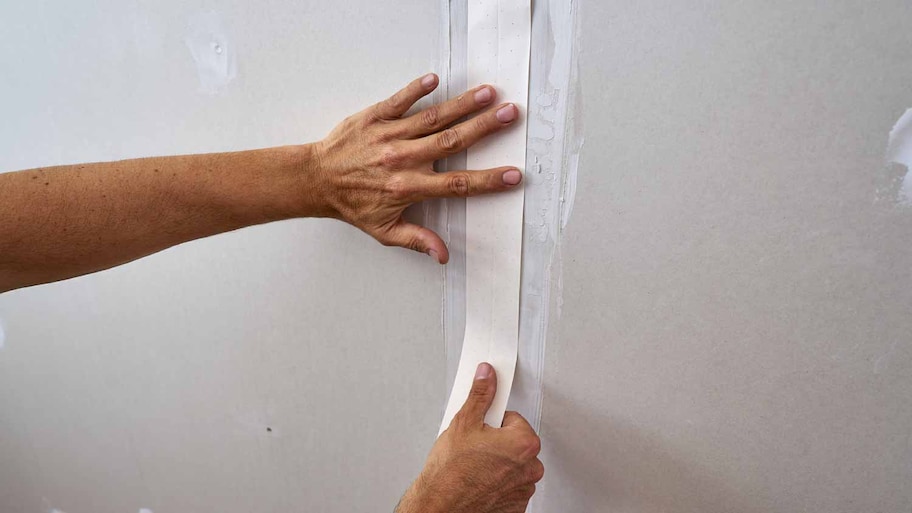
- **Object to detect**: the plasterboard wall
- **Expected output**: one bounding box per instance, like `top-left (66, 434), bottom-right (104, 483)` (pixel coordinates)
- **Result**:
top-left (0, 1), bottom-right (445, 512)
top-left (536, 1), bottom-right (912, 511)
top-left (4, 1), bottom-right (912, 512)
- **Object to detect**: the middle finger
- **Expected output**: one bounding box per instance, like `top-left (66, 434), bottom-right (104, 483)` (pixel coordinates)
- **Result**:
top-left (399, 85), bottom-right (498, 138)
top-left (403, 103), bottom-right (519, 162)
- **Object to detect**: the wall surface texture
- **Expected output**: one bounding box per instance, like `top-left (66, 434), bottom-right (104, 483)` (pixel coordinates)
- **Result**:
top-left (536, 1), bottom-right (912, 511)
top-left (3, 1), bottom-right (912, 513)
top-left (0, 1), bottom-right (445, 512)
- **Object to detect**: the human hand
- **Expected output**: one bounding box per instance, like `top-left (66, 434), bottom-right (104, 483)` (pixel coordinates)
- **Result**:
top-left (312, 74), bottom-right (522, 264)
top-left (395, 363), bottom-right (544, 513)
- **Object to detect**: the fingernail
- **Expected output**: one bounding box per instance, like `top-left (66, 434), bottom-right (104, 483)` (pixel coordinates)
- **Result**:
top-left (421, 74), bottom-right (437, 88)
top-left (502, 169), bottom-right (522, 185)
top-left (496, 104), bottom-right (517, 123)
top-left (474, 87), bottom-right (493, 104)
top-left (428, 249), bottom-right (439, 263)
top-left (475, 362), bottom-right (493, 380)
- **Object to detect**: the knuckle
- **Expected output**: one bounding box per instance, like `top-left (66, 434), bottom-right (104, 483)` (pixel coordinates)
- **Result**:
top-left (447, 173), bottom-right (472, 197)
top-left (383, 176), bottom-right (412, 201)
top-left (520, 433), bottom-right (542, 457)
top-left (376, 234), bottom-right (397, 248)
top-left (529, 460), bottom-right (545, 482)
top-left (342, 113), bottom-right (367, 131)
top-left (421, 105), bottom-right (441, 129)
top-left (467, 380), bottom-right (490, 400)
top-left (436, 128), bottom-right (463, 154)
top-left (378, 145), bottom-right (403, 168)
top-left (386, 93), bottom-right (404, 112)
top-left (522, 484), bottom-right (537, 499)
top-left (454, 92), bottom-right (468, 112)
top-left (368, 105), bottom-right (385, 123)
top-left (404, 234), bottom-right (424, 252)
top-left (475, 115), bottom-right (493, 134)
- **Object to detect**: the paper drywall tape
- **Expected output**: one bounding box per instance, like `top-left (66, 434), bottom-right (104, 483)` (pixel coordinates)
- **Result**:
top-left (439, 0), bottom-right (531, 434)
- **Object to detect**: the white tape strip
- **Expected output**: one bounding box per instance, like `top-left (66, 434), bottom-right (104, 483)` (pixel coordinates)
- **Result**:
top-left (440, 0), bottom-right (531, 434)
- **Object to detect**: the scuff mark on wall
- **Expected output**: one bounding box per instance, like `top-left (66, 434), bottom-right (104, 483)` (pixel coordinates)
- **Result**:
top-left (185, 11), bottom-right (238, 94)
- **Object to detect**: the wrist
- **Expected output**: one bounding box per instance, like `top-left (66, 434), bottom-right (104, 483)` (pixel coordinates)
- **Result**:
top-left (396, 479), bottom-right (448, 513)
top-left (263, 142), bottom-right (328, 220)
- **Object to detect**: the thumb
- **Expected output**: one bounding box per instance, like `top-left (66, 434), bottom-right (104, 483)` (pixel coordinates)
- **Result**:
top-left (375, 219), bottom-right (449, 264)
top-left (453, 362), bottom-right (497, 429)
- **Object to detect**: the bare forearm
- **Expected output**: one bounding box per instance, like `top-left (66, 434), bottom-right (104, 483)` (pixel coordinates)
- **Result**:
top-left (0, 145), bottom-right (318, 292)
top-left (0, 74), bottom-right (523, 293)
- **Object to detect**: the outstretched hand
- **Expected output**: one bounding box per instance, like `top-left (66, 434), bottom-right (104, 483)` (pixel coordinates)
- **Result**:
top-left (396, 363), bottom-right (544, 513)
top-left (313, 73), bottom-right (522, 264)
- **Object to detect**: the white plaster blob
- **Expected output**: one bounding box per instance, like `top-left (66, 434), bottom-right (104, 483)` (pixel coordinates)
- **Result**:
top-left (886, 108), bottom-right (912, 204)
top-left (139, 508), bottom-right (154, 513)
top-left (185, 11), bottom-right (237, 94)
top-left (0, 319), bottom-right (5, 350)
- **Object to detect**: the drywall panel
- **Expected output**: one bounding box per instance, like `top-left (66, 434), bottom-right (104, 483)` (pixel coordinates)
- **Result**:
top-left (0, 1), bottom-right (444, 512)
top-left (537, 0), bottom-right (912, 511)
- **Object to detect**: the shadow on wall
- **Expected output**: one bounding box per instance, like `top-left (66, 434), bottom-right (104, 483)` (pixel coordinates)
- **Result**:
top-left (539, 388), bottom-right (766, 513)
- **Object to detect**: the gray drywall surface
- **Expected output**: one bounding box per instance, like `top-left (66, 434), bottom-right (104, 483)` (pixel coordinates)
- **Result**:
top-left (537, 0), bottom-right (912, 511)
top-left (4, 1), bottom-right (912, 512)
top-left (0, 1), bottom-right (445, 512)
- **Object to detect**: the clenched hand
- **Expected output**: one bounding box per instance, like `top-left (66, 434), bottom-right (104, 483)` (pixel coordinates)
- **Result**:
top-left (313, 74), bottom-right (522, 264)
top-left (396, 363), bottom-right (544, 513)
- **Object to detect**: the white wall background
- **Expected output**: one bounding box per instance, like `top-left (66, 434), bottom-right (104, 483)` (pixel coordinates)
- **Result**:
top-left (4, 1), bottom-right (912, 512)
top-left (537, 1), bottom-right (912, 511)
top-left (0, 1), bottom-right (446, 512)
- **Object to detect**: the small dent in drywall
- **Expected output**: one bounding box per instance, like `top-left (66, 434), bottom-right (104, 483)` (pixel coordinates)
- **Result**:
top-left (185, 11), bottom-right (237, 94)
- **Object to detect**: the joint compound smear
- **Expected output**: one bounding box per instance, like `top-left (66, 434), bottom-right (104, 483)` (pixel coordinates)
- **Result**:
top-left (185, 11), bottom-right (237, 94)
top-left (885, 108), bottom-right (912, 205)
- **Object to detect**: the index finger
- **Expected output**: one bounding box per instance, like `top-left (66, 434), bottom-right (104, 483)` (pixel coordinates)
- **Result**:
top-left (501, 411), bottom-right (535, 432)
top-left (373, 73), bottom-right (439, 121)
